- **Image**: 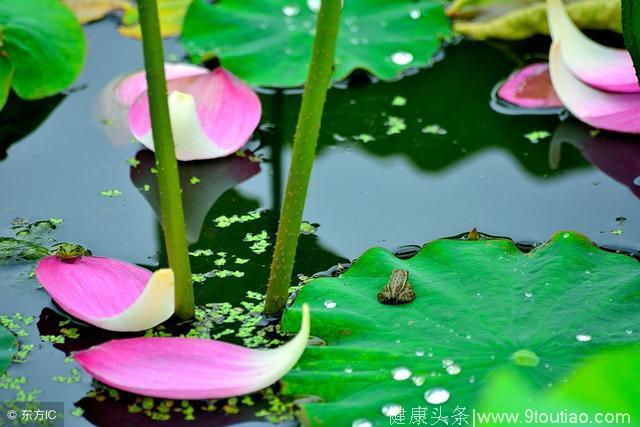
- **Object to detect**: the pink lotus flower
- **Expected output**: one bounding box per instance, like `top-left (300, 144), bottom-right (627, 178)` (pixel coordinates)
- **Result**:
top-left (496, 0), bottom-right (640, 134)
top-left (36, 256), bottom-right (174, 332)
top-left (74, 304), bottom-right (310, 399)
top-left (98, 64), bottom-right (262, 161)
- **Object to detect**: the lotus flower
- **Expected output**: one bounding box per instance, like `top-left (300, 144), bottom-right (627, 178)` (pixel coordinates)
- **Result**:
top-left (98, 64), bottom-right (262, 161)
top-left (74, 304), bottom-right (310, 399)
top-left (35, 256), bottom-right (174, 332)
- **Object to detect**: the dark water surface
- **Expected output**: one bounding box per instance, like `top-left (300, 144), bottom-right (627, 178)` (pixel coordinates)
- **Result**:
top-left (0, 20), bottom-right (639, 426)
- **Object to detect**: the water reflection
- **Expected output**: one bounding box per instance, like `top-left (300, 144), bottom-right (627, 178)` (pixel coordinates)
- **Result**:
top-left (550, 120), bottom-right (640, 199)
top-left (130, 150), bottom-right (261, 243)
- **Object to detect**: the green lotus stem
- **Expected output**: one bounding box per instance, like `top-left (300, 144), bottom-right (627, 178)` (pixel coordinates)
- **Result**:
top-left (137, 0), bottom-right (194, 319)
top-left (264, 0), bottom-right (341, 315)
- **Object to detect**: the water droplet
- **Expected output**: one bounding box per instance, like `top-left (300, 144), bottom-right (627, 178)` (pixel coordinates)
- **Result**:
top-left (409, 8), bottom-right (421, 19)
top-left (469, 375), bottom-right (476, 384)
top-left (633, 176), bottom-right (640, 186)
top-left (446, 364), bottom-right (461, 375)
top-left (524, 291), bottom-right (533, 298)
top-left (282, 5), bottom-right (300, 16)
top-left (344, 366), bottom-right (353, 374)
top-left (441, 359), bottom-right (454, 368)
top-left (412, 375), bottom-right (426, 386)
top-left (512, 349), bottom-right (540, 367)
top-left (352, 419), bottom-right (373, 427)
top-left (562, 232), bottom-right (570, 239)
top-left (424, 387), bottom-right (450, 405)
top-left (392, 367), bottom-right (412, 381)
top-left (391, 51), bottom-right (413, 65)
top-left (324, 299), bottom-right (336, 309)
top-left (576, 334), bottom-right (592, 342)
top-left (381, 404), bottom-right (403, 417)
top-left (307, 0), bottom-right (344, 13)
top-left (625, 329), bottom-right (633, 335)
top-left (415, 350), bottom-right (425, 357)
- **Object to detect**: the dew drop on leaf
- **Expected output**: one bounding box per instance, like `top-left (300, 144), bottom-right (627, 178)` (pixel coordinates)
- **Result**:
top-left (415, 350), bottom-right (425, 357)
top-left (391, 367), bottom-right (412, 381)
top-left (412, 375), bottom-right (426, 386)
top-left (446, 364), bottom-right (461, 375)
top-left (391, 51), bottom-right (414, 65)
top-left (324, 300), bottom-right (337, 309)
top-left (576, 334), bottom-right (592, 342)
top-left (352, 419), bottom-right (373, 427)
top-left (282, 5), bottom-right (300, 16)
top-left (381, 404), bottom-right (403, 417)
top-left (409, 8), bottom-right (421, 19)
top-left (424, 387), bottom-right (450, 404)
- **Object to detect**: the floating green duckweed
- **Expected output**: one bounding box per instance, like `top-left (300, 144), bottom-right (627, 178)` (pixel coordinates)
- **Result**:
top-left (214, 210), bottom-right (262, 228)
top-left (127, 157), bottom-right (141, 167)
top-left (385, 116), bottom-right (406, 135)
top-left (524, 130), bottom-right (551, 144)
top-left (99, 189), bottom-right (123, 197)
top-left (353, 134), bottom-right (375, 143)
top-left (421, 124), bottom-right (448, 135)
top-left (391, 96), bottom-right (407, 106)
top-left (189, 176), bottom-right (201, 184)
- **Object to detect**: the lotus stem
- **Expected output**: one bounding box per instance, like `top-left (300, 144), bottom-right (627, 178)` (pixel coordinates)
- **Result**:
top-left (137, 0), bottom-right (194, 319)
top-left (264, 0), bottom-right (341, 315)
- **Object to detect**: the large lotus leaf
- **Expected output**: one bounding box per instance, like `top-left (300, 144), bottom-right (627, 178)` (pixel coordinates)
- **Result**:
top-left (0, 0), bottom-right (86, 108)
top-left (181, 0), bottom-right (451, 87)
top-left (448, 0), bottom-right (621, 40)
top-left (478, 346), bottom-right (640, 426)
top-left (281, 232), bottom-right (640, 426)
top-left (0, 325), bottom-right (16, 375)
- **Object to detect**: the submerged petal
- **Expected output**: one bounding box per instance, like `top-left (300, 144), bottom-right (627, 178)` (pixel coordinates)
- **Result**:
top-left (75, 304), bottom-right (310, 399)
top-left (35, 256), bottom-right (174, 332)
top-left (549, 42), bottom-right (640, 134)
top-left (129, 68), bottom-right (261, 161)
top-left (115, 63), bottom-right (209, 106)
top-left (547, 0), bottom-right (639, 93)
top-left (497, 63), bottom-right (563, 108)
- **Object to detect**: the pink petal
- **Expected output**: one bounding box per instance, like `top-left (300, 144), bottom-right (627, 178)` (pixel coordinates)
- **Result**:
top-left (129, 68), bottom-right (262, 161)
top-left (498, 63), bottom-right (563, 108)
top-left (549, 42), bottom-right (640, 134)
top-left (115, 63), bottom-right (209, 106)
top-left (35, 256), bottom-right (174, 332)
top-left (547, 0), bottom-right (640, 93)
top-left (75, 304), bottom-right (310, 399)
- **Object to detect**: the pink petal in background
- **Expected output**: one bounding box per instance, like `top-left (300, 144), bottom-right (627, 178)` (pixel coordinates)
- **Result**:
top-left (36, 256), bottom-right (174, 332)
top-left (75, 304), bottom-right (310, 399)
top-left (498, 63), bottom-right (563, 109)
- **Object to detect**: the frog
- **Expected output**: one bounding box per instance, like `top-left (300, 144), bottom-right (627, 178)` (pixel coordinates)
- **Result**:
top-left (377, 269), bottom-right (416, 305)
top-left (51, 243), bottom-right (91, 260)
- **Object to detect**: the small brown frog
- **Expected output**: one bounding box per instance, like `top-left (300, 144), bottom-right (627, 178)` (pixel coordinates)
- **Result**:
top-left (377, 269), bottom-right (416, 305)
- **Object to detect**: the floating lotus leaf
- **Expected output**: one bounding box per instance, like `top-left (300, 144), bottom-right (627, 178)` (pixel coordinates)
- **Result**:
top-left (181, 0), bottom-right (451, 87)
top-left (448, 0), bottom-right (621, 40)
top-left (281, 232), bottom-right (640, 426)
top-left (0, 0), bottom-right (86, 110)
top-left (0, 325), bottom-right (16, 375)
top-left (118, 0), bottom-right (192, 39)
top-left (63, 0), bottom-right (134, 24)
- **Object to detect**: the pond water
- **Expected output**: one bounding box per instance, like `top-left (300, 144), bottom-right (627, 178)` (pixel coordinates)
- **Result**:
top-left (0, 21), bottom-right (638, 426)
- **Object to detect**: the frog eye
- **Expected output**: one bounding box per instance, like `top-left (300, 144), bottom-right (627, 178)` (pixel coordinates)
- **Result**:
top-left (35, 256), bottom-right (174, 332)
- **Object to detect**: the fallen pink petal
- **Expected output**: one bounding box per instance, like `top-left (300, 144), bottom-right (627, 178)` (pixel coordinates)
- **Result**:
top-left (548, 42), bottom-right (640, 134)
top-left (35, 256), bottom-right (175, 332)
top-left (497, 63), bottom-right (563, 109)
top-left (129, 68), bottom-right (262, 161)
top-left (547, 0), bottom-right (640, 94)
top-left (74, 304), bottom-right (310, 399)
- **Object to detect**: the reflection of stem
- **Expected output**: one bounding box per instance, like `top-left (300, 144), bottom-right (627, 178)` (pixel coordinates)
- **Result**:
top-left (548, 136), bottom-right (563, 170)
top-left (137, 0), bottom-right (194, 319)
top-left (264, 0), bottom-right (341, 315)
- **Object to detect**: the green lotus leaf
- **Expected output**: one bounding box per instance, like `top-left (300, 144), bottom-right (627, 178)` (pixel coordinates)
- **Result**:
top-left (448, 0), bottom-right (621, 40)
top-left (281, 232), bottom-right (640, 426)
top-left (181, 0), bottom-right (451, 87)
top-left (0, 0), bottom-right (86, 109)
top-left (477, 346), bottom-right (640, 426)
top-left (0, 324), bottom-right (16, 375)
